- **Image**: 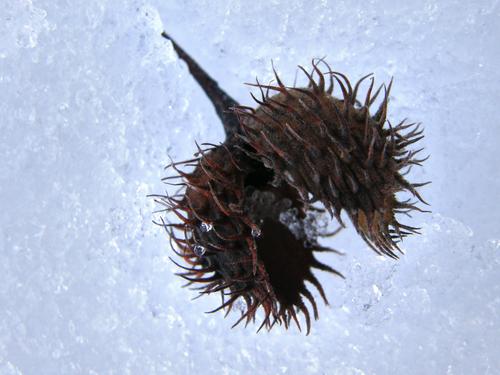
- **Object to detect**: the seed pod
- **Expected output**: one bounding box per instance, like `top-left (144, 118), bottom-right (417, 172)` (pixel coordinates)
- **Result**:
top-left (155, 33), bottom-right (429, 334)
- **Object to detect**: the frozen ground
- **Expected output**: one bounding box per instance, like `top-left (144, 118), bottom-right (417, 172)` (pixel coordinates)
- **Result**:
top-left (1, 0), bottom-right (499, 374)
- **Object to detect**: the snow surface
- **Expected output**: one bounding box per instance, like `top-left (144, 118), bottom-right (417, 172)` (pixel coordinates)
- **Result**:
top-left (1, 0), bottom-right (499, 374)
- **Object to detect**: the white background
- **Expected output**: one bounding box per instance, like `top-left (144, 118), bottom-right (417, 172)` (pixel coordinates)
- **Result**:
top-left (1, 0), bottom-right (499, 374)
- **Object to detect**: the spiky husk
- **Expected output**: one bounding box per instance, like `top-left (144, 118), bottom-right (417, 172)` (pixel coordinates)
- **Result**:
top-left (232, 60), bottom-right (429, 258)
top-left (155, 138), bottom-right (343, 334)
top-left (155, 59), bottom-right (429, 334)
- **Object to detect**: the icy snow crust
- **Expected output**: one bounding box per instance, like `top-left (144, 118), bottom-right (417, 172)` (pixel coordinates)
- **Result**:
top-left (1, 1), bottom-right (499, 374)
